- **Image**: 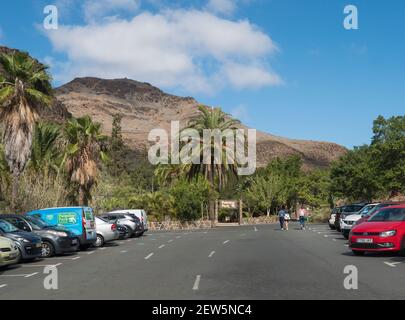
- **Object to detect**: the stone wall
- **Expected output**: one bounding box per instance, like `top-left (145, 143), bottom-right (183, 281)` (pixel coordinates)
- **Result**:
top-left (148, 215), bottom-right (279, 231)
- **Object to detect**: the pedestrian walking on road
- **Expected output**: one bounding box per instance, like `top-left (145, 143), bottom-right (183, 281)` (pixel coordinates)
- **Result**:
top-left (298, 205), bottom-right (306, 230)
top-left (284, 208), bottom-right (291, 231)
top-left (278, 206), bottom-right (286, 230)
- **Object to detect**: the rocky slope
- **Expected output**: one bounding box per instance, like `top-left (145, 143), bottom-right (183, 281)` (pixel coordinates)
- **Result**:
top-left (1, 45), bottom-right (346, 169)
top-left (54, 77), bottom-right (347, 169)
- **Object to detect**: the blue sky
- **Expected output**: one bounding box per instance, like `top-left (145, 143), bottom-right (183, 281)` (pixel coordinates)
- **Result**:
top-left (0, 0), bottom-right (404, 148)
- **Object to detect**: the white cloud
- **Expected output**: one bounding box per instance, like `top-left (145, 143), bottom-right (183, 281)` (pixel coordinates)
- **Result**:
top-left (206, 0), bottom-right (236, 15)
top-left (83, 0), bottom-right (140, 23)
top-left (45, 8), bottom-right (281, 93)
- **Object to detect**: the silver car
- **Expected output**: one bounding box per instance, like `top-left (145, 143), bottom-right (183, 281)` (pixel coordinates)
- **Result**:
top-left (94, 217), bottom-right (120, 247)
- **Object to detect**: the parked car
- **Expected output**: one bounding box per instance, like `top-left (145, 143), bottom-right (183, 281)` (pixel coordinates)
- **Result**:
top-left (116, 224), bottom-right (131, 240)
top-left (335, 203), bottom-right (368, 231)
top-left (0, 214), bottom-right (79, 258)
top-left (0, 219), bottom-right (42, 261)
top-left (100, 213), bottom-right (144, 237)
top-left (329, 207), bottom-right (340, 230)
top-left (26, 207), bottom-right (97, 250)
top-left (355, 201), bottom-right (405, 225)
top-left (108, 210), bottom-right (148, 233)
top-left (340, 203), bottom-right (379, 239)
top-left (0, 236), bottom-right (19, 268)
top-left (349, 204), bottom-right (405, 255)
top-left (94, 217), bottom-right (120, 247)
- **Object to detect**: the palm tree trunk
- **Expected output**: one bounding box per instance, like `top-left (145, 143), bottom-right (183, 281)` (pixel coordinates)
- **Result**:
top-left (11, 169), bottom-right (20, 210)
top-left (78, 186), bottom-right (86, 206)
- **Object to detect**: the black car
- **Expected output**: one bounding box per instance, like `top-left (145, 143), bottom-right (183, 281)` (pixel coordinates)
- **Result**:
top-left (100, 213), bottom-right (144, 237)
top-left (1, 214), bottom-right (79, 258)
top-left (116, 224), bottom-right (131, 240)
top-left (0, 219), bottom-right (42, 261)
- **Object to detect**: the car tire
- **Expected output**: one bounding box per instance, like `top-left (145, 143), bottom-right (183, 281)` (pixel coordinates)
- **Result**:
top-left (94, 234), bottom-right (104, 248)
top-left (352, 251), bottom-right (365, 256)
top-left (41, 241), bottom-right (55, 258)
top-left (329, 225), bottom-right (336, 230)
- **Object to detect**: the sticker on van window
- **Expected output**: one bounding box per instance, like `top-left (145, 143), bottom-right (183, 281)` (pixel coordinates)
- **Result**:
top-left (58, 213), bottom-right (77, 225)
top-left (85, 210), bottom-right (94, 221)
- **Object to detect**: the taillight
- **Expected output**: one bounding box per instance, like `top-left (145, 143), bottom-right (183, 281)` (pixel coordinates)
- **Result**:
top-left (111, 224), bottom-right (117, 231)
top-left (82, 216), bottom-right (87, 239)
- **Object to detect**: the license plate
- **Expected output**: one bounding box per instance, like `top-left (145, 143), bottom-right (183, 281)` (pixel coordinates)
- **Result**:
top-left (72, 239), bottom-right (78, 245)
top-left (357, 238), bottom-right (373, 244)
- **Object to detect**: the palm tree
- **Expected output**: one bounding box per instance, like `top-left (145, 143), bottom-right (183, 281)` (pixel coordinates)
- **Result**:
top-left (183, 106), bottom-right (240, 220)
top-left (64, 116), bottom-right (107, 206)
top-left (0, 51), bottom-right (53, 208)
top-left (29, 121), bottom-right (62, 175)
top-left (185, 106), bottom-right (240, 190)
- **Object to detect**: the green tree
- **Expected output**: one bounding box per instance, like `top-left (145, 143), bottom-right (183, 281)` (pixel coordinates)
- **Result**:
top-left (330, 146), bottom-right (381, 202)
top-left (0, 51), bottom-right (53, 208)
top-left (371, 115), bottom-right (405, 196)
top-left (29, 121), bottom-right (62, 175)
top-left (64, 116), bottom-right (107, 206)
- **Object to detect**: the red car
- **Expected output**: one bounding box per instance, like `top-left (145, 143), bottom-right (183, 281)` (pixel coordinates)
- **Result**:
top-left (354, 201), bottom-right (405, 225)
top-left (349, 204), bottom-right (405, 256)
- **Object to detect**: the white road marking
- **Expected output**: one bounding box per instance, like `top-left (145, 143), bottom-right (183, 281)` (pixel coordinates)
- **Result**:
top-left (208, 251), bottom-right (215, 258)
top-left (240, 233), bottom-right (246, 236)
top-left (137, 243), bottom-right (145, 245)
top-left (168, 240), bottom-right (173, 243)
top-left (344, 244), bottom-right (349, 247)
top-left (384, 262), bottom-right (401, 268)
top-left (193, 275), bottom-right (201, 290)
top-left (99, 247), bottom-right (106, 250)
top-left (21, 263), bottom-right (62, 268)
top-left (87, 251), bottom-right (95, 255)
top-left (0, 284), bottom-right (7, 289)
top-left (121, 250), bottom-right (128, 253)
top-left (118, 242), bottom-right (125, 245)
top-left (223, 240), bottom-right (230, 245)
top-left (158, 245), bottom-right (165, 249)
top-left (333, 239), bottom-right (337, 242)
top-left (176, 236), bottom-right (181, 239)
top-left (145, 253), bottom-right (154, 260)
top-left (254, 226), bottom-right (258, 232)
top-left (25, 272), bottom-right (38, 278)
top-left (204, 231), bottom-right (208, 234)
top-left (49, 256), bottom-right (80, 260)
top-left (324, 235), bottom-right (329, 238)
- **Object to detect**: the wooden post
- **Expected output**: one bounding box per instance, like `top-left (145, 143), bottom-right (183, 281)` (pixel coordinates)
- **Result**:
top-left (239, 199), bottom-right (243, 225)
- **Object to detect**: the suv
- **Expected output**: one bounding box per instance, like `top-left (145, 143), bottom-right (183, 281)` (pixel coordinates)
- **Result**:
top-left (0, 214), bottom-right (79, 257)
top-left (340, 203), bottom-right (379, 239)
top-left (335, 203), bottom-right (368, 231)
top-left (100, 213), bottom-right (144, 237)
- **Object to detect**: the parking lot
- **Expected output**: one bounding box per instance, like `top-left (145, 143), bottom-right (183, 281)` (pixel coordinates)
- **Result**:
top-left (1, 223), bottom-right (405, 300)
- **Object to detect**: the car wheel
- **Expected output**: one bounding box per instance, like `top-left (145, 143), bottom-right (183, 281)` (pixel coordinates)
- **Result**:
top-left (41, 241), bottom-right (55, 258)
top-left (329, 225), bottom-right (336, 230)
top-left (94, 234), bottom-right (104, 247)
top-left (352, 251), bottom-right (365, 256)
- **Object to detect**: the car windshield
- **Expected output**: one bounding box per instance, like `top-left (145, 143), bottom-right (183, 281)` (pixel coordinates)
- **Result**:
top-left (25, 216), bottom-right (50, 230)
top-left (369, 208), bottom-right (405, 222)
top-left (341, 205), bottom-right (364, 213)
top-left (0, 219), bottom-right (19, 233)
top-left (358, 204), bottom-right (377, 216)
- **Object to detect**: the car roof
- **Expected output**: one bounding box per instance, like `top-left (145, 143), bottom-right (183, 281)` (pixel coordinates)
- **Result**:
top-left (379, 204), bottom-right (405, 210)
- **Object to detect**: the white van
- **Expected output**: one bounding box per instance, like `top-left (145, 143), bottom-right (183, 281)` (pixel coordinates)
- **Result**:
top-left (109, 209), bottom-right (148, 232)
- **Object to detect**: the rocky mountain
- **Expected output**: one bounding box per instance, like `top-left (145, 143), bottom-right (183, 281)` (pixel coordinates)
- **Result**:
top-left (0, 45), bottom-right (346, 169)
top-left (54, 77), bottom-right (347, 169)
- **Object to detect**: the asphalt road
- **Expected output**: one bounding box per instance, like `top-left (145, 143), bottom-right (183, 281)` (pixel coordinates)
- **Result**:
top-left (1, 223), bottom-right (405, 300)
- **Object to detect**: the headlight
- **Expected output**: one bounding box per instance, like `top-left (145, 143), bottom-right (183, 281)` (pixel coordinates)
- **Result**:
top-left (380, 230), bottom-right (396, 237)
top-left (16, 237), bottom-right (30, 243)
top-left (48, 231), bottom-right (68, 237)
